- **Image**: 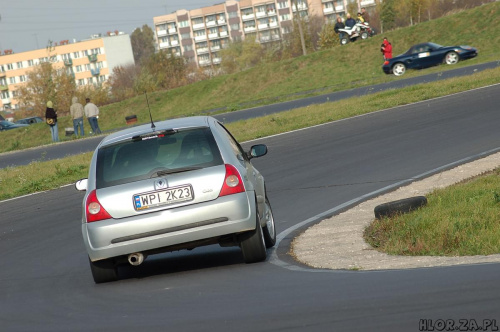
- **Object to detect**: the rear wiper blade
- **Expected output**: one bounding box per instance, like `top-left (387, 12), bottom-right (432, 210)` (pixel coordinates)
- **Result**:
top-left (156, 167), bottom-right (202, 176)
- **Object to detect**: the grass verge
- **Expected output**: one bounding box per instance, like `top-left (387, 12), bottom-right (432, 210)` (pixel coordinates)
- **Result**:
top-left (0, 153), bottom-right (91, 200)
top-left (364, 167), bottom-right (500, 256)
top-left (1, 67), bottom-right (499, 201)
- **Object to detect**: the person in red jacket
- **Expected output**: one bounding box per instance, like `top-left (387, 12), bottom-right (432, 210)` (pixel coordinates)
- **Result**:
top-left (381, 37), bottom-right (393, 61)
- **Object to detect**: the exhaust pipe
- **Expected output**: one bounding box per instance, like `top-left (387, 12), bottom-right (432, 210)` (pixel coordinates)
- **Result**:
top-left (128, 253), bottom-right (145, 266)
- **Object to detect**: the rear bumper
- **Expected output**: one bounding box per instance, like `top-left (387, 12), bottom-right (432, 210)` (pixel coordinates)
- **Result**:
top-left (83, 192), bottom-right (256, 261)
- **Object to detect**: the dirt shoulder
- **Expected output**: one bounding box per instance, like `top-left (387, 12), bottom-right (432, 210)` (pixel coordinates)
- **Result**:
top-left (291, 152), bottom-right (500, 270)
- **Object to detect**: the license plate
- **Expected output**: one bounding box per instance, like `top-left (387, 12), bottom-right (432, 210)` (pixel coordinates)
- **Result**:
top-left (133, 185), bottom-right (193, 210)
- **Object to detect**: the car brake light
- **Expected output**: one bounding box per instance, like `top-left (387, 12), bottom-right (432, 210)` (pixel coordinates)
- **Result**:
top-left (86, 190), bottom-right (112, 223)
top-left (219, 164), bottom-right (245, 197)
top-left (384, 61), bottom-right (389, 65)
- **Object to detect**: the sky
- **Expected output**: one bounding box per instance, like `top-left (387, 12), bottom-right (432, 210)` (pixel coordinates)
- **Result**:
top-left (0, 0), bottom-right (222, 53)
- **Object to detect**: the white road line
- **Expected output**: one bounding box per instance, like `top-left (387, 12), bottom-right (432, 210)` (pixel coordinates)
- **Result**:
top-left (247, 83), bottom-right (500, 143)
top-left (269, 146), bottom-right (500, 272)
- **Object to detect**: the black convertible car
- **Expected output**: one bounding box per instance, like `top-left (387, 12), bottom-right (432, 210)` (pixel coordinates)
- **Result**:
top-left (382, 42), bottom-right (478, 76)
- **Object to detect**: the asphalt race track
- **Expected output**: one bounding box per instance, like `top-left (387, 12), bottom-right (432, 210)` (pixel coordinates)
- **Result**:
top-left (1, 60), bottom-right (499, 169)
top-left (1, 84), bottom-right (500, 330)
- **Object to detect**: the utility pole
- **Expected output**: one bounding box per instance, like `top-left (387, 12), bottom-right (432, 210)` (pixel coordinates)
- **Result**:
top-left (292, 0), bottom-right (307, 56)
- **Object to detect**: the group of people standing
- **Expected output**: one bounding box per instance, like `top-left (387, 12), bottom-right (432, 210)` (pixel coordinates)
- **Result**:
top-left (70, 97), bottom-right (102, 137)
top-left (45, 97), bottom-right (101, 142)
top-left (334, 7), bottom-right (371, 34)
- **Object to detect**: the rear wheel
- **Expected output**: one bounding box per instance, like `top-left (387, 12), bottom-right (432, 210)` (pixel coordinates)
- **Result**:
top-left (262, 198), bottom-right (276, 248)
top-left (361, 31), bottom-right (369, 40)
top-left (445, 51), bottom-right (459, 65)
top-left (89, 257), bottom-right (118, 284)
top-left (392, 62), bottom-right (406, 76)
top-left (240, 209), bottom-right (267, 263)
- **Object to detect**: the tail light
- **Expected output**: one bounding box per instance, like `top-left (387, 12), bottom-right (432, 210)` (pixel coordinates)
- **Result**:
top-left (86, 190), bottom-right (112, 223)
top-left (219, 164), bottom-right (245, 197)
top-left (384, 61), bottom-right (389, 65)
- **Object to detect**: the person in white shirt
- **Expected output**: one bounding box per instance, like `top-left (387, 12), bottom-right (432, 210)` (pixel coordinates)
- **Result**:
top-left (84, 97), bottom-right (101, 134)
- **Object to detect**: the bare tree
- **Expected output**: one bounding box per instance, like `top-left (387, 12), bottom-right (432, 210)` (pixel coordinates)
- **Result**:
top-left (16, 62), bottom-right (76, 117)
top-left (142, 50), bottom-right (188, 90)
top-left (317, 22), bottom-right (340, 49)
top-left (220, 37), bottom-right (264, 74)
top-left (108, 64), bottom-right (142, 101)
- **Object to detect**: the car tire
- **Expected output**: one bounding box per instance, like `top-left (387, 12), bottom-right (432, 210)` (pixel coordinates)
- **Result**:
top-left (240, 208), bottom-right (267, 263)
top-left (89, 257), bottom-right (118, 284)
top-left (262, 198), bottom-right (276, 248)
top-left (361, 32), bottom-right (369, 40)
top-left (445, 51), bottom-right (459, 65)
top-left (392, 62), bottom-right (406, 76)
top-left (374, 196), bottom-right (428, 219)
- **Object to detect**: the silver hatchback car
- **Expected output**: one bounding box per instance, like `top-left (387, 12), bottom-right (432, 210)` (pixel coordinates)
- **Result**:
top-left (76, 116), bottom-right (275, 283)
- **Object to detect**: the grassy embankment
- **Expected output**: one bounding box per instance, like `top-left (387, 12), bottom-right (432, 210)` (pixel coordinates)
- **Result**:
top-left (1, 2), bottom-right (499, 153)
top-left (0, 3), bottom-right (499, 256)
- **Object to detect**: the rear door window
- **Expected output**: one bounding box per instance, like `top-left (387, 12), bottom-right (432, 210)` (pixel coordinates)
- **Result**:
top-left (96, 127), bottom-right (223, 188)
top-left (217, 123), bottom-right (249, 162)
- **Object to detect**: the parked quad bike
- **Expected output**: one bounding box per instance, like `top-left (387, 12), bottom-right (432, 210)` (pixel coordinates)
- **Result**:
top-left (339, 21), bottom-right (376, 45)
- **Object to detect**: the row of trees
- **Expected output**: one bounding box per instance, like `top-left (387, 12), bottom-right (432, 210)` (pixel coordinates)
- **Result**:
top-left (13, 0), bottom-right (493, 118)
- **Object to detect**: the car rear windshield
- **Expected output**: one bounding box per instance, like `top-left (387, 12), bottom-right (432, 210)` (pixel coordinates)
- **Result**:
top-left (95, 127), bottom-right (223, 189)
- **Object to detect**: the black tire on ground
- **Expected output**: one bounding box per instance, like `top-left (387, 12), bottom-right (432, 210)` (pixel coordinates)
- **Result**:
top-left (240, 209), bottom-right (267, 263)
top-left (361, 32), bottom-right (369, 40)
top-left (262, 198), bottom-right (276, 248)
top-left (89, 257), bottom-right (118, 284)
top-left (374, 196), bottom-right (428, 219)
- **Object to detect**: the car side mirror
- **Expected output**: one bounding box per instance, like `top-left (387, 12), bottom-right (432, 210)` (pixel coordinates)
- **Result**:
top-left (247, 144), bottom-right (268, 159)
top-left (75, 178), bottom-right (88, 191)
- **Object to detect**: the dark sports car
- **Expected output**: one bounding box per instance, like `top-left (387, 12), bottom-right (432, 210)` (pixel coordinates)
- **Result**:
top-left (382, 42), bottom-right (478, 76)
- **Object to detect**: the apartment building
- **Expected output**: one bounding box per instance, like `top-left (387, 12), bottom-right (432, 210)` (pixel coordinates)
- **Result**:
top-left (153, 0), bottom-right (376, 68)
top-left (0, 34), bottom-right (134, 111)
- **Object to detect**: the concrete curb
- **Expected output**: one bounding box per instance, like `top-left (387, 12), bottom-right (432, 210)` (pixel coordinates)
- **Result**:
top-left (292, 152), bottom-right (500, 270)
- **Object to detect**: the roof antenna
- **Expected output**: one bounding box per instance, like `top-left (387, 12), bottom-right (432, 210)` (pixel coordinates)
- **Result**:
top-left (145, 91), bottom-right (155, 131)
